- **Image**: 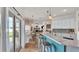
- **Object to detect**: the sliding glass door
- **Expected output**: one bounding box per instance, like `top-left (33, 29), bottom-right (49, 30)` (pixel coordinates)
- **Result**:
top-left (8, 11), bottom-right (21, 52)
top-left (15, 17), bottom-right (21, 51)
top-left (8, 12), bottom-right (14, 52)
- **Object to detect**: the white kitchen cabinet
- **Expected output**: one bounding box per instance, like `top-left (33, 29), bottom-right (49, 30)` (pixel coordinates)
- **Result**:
top-left (52, 14), bottom-right (76, 29)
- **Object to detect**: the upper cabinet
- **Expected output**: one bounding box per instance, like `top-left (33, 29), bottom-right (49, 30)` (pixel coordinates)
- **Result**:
top-left (52, 14), bottom-right (76, 29)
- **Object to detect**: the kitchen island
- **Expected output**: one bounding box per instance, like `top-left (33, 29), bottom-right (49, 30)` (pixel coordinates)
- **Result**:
top-left (39, 33), bottom-right (79, 52)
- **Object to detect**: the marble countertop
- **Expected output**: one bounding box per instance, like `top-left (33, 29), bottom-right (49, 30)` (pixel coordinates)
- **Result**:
top-left (41, 33), bottom-right (79, 47)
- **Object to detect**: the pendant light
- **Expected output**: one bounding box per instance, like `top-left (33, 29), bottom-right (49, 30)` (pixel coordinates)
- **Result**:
top-left (48, 8), bottom-right (52, 20)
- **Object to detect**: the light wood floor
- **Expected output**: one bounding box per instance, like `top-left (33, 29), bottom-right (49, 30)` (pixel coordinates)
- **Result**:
top-left (20, 35), bottom-right (40, 52)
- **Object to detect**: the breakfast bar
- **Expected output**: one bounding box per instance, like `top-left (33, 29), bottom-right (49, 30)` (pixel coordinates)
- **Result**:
top-left (39, 33), bottom-right (79, 52)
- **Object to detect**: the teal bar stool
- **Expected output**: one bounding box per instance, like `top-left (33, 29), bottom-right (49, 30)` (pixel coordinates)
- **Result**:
top-left (40, 36), bottom-right (55, 52)
top-left (43, 39), bottom-right (55, 52)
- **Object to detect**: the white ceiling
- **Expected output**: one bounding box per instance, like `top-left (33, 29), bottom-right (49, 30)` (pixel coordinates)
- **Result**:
top-left (15, 7), bottom-right (79, 24)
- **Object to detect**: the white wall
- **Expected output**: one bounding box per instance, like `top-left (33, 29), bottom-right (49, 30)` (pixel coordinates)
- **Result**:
top-left (25, 25), bottom-right (31, 43)
top-left (21, 20), bottom-right (25, 48)
top-left (76, 11), bottom-right (79, 40)
top-left (0, 7), bottom-right (2, 51)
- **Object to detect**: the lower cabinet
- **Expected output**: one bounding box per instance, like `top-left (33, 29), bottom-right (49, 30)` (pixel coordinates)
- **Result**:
top-left (66, 46), bottom-right (79, 52)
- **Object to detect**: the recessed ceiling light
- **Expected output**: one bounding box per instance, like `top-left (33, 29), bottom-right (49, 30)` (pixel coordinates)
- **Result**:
top-left (53, 14), bottom-right (56, 17)
top-left (63, 9), bottom-right (67, 12)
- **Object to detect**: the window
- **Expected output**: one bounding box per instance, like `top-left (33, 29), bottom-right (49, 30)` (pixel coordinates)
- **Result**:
top-left (8, 12), bottom-right (14, 52)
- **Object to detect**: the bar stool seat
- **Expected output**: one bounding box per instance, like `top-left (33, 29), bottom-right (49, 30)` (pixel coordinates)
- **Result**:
top-left (43, 41), bottom-right (55, 52)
